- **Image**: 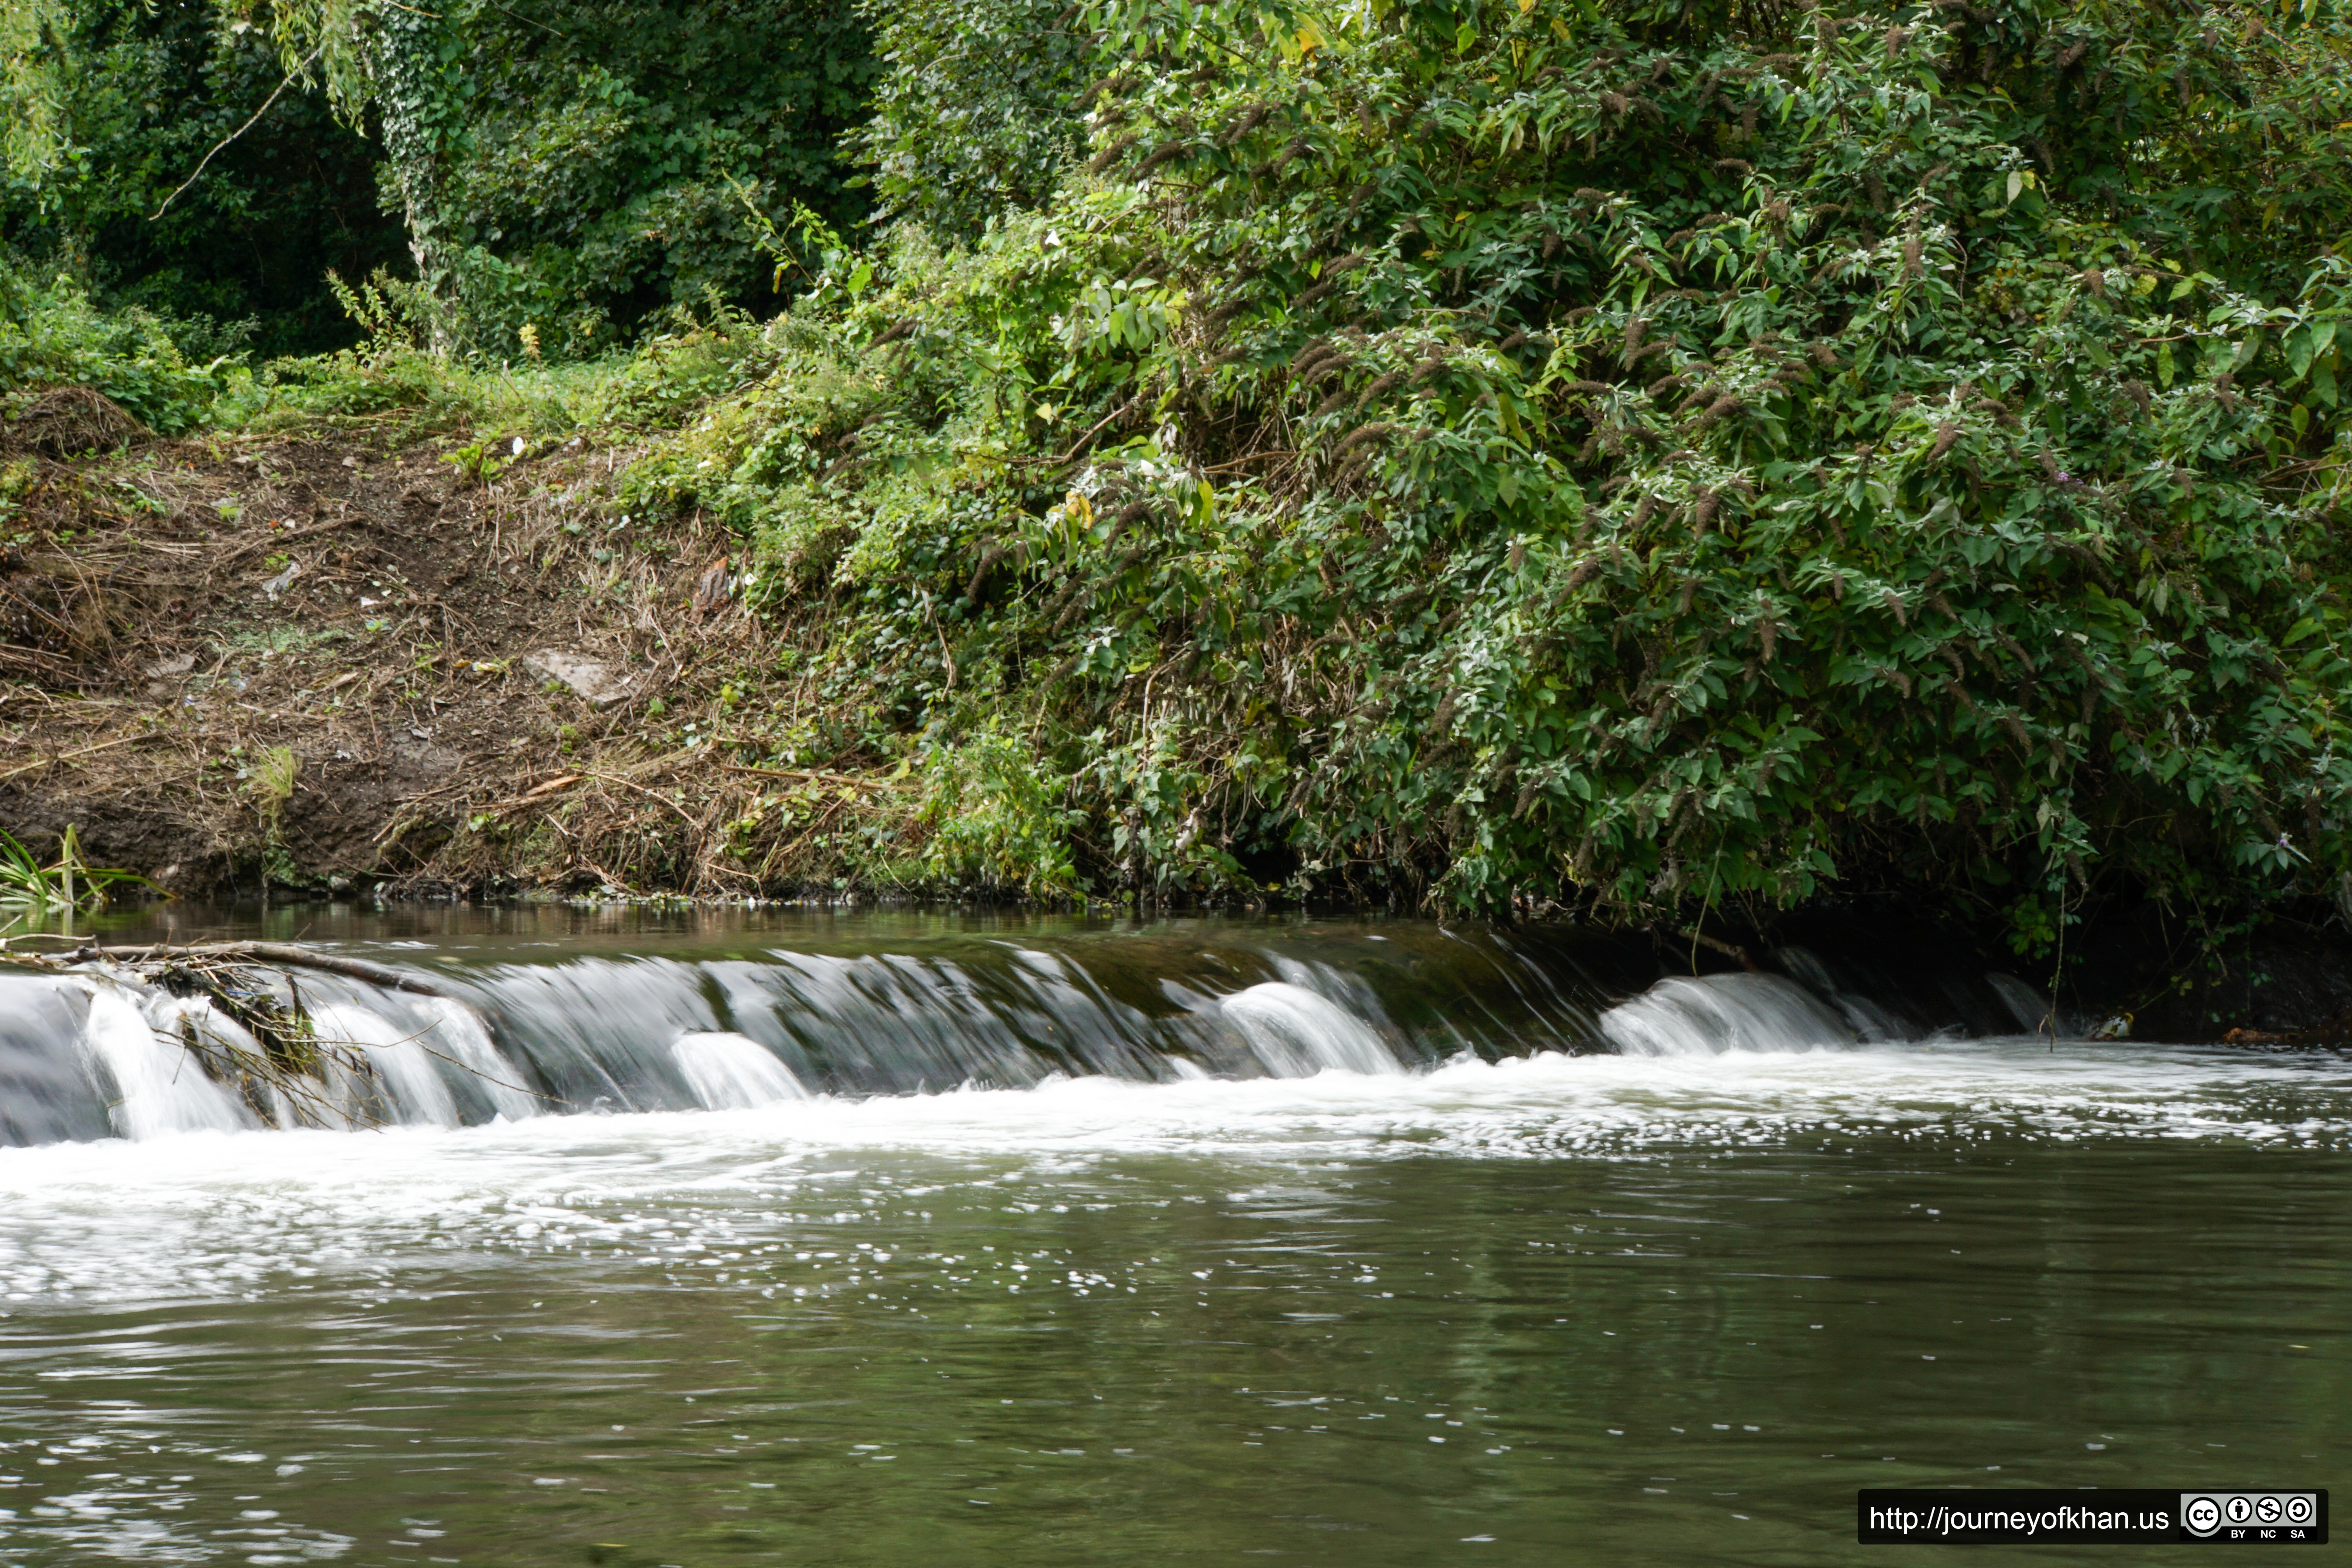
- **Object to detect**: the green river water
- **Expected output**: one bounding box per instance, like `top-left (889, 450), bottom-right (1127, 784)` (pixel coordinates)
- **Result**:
top-left (0, 909), bottom-right (2343, 1565)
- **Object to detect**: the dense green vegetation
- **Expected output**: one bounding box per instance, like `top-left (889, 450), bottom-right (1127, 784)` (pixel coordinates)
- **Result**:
top-left (0, 0), bottom-right (403, 357)
top-left (854, 0), bottom-right (1092, 240)
top-left (6, 0), bottom-right (2352, 947)
top-left (629, 0), bottom-right (2352, 939)
top-left (4, 0), bottom-right (873, 354)
top-left (363, 0), bottom-right (875, 353)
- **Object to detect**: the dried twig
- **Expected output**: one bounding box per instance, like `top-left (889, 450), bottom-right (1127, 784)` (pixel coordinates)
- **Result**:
top-left (150, 45), bottom-right (325, 220)
top-left (0, 733), bottom-right (154, 782)
top-left (722, 763), bottom-right (913, 793)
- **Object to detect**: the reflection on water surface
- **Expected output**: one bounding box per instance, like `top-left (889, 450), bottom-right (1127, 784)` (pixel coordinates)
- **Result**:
top-left (0, 910), bottom-right (2343, 1564)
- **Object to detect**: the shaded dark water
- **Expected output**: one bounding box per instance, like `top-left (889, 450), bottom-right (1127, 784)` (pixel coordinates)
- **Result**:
top-left (0, 909), bottom-right (2345, 1564)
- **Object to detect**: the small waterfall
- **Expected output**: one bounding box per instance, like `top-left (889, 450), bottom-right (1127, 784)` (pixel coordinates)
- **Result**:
top-left (1220, 982), bottom-right (1404, 1076)
top-left (78, 981), bottom-right (260, 1139)
top-left (1773, 946), bottom-right (1921, 1043)
top-left (673, 1031), bottom-right (811, 1109)
top-left (308, 998), bottom-right (463, 1127)
top-left (1599, 973), bottom-right (1857, 1057)
top-left (0, 918), bottom-right (2081, 1147)
top-left (1984, 972), bottom-right (2062, 1035)
top-left (416, 995), bottom-right (546, 1121)
top-left (0, 976), bottom-right (113, 1146)
top-left (0, 964), bottom-right (553, 1141)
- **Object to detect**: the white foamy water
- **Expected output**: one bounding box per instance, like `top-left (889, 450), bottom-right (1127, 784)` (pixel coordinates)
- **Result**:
top-left (673, 1029), bottom-right (812, 1108)
top-left (0, 1036), bottom-right (2345, 1307)
top-left (1221, 980), bottom-right (1404, 1076)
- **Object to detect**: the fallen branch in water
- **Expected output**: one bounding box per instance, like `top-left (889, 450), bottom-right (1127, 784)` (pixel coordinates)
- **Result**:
top-left (6, 938), bottom-right (458, 997)
top-left (1679, 928), bottom-right (1759, 972)
top-left (0, 936), bottom-right (554, 1127)
top-left (160, 941), bottom-right (459, 997)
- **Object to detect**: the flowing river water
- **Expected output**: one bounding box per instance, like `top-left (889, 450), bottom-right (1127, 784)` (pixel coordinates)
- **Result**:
top-left (0, 907), bottom-right (2345, 1566)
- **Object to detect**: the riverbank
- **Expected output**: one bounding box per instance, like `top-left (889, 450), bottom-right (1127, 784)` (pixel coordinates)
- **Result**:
top-left (2, 418), bottom-right (928, 902)
top-left (8, 411), bottom-right (2352, 1045)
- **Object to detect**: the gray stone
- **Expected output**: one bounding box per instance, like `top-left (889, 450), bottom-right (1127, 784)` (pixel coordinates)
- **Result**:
top-left (522, 648), bottom-right (637, 708)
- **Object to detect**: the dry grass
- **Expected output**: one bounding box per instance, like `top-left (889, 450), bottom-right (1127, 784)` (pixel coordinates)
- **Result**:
top-left (1, 426), bottom-right (933, 901)
top-left (0, 387), bottom-right (145, 458)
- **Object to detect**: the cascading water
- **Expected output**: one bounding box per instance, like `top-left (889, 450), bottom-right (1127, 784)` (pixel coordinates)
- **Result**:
top-left (76, 979), bottom-right (259, 1139)
top-left (673, 1031), bottom-right (812, 1109)
top-left (0, 918), bottom-right (2066, 1147)
top-left (1220, 982), bottom-right (1402, 1077)
top-left (1598, 971), bottom-right (1858, 1057)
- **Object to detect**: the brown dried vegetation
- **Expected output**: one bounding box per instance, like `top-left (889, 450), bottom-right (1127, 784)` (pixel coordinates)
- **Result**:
top-left (0, 425), bottom-right (917, 900)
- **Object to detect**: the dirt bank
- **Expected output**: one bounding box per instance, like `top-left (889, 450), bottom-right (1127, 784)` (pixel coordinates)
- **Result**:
top-left (2, 422), bottom-right (886, 898)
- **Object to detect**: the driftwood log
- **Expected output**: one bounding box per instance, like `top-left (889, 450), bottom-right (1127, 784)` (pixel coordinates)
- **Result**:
top-left (3, 937), bottom-right (458, 998)
top-left (0, 934), bottom-right (537, 1125)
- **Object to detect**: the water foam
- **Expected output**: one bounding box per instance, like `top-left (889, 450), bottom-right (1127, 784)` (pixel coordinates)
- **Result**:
top-left (0, 1033), bottom-right (2345, 1307)
top-left (673, 1031), bottom-right (812, 1109)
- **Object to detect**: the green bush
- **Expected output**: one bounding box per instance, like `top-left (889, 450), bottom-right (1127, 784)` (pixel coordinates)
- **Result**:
top-left (0, 0), bottom-right (406, 358)
top-left (632, 0), bottom-right (2352, 931)
top-left (223, 269), bottom-right (617, 435)
top-left (366, 0), bottom-right (878, 356)
top-left (5, 0), bottom-right (878, 363)
top-left (850, 0), bottom-right (1094, 241)
top-left (584, 302), bottom-right (780, 431)
top-left (0, 267), bottom-right (241, 432)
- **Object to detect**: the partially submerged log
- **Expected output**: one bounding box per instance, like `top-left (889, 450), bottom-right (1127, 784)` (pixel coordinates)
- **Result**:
top-left (4, 936), bottom-right (458, 998)
top-left (0, 935), bottom-right (529, 1127)
top-left (154, 940), bottom-right (458, 998)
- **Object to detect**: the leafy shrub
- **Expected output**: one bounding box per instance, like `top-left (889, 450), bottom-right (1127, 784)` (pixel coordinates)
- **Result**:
top-left (635, 0), bottom-right (2352, 931)
top-left (368, 0), bottom-right (878, 356)
top-left (0, 0), bottom-right (407, 357)
top-left (236, 269), bottom-right (615, 434)
top-left (7, 0), bottom-right (879, 361)
top-left (904, 721), bottom-right (1084, 896)
top-left (850, 0), bottom-right (1094, 241)
top-left (0, 267), bottom-right (240, 432)
top-left (585, 303), bottom-right (779, 431)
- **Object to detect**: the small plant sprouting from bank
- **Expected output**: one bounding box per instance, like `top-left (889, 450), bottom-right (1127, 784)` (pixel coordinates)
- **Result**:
top-left (0, 824), bottom-right (144, 909)
top-left (249, 745), bottom-right (299, 821)
top-left (445, 434), bottom-right (520, 487)
top-left (250, 747), bottom-right (301, 882)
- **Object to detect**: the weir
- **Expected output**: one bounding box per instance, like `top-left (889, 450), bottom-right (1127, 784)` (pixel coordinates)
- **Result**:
top-left (0, 921), bottom-right (2055, 1147)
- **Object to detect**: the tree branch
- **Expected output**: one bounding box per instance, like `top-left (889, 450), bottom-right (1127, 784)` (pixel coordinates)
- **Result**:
top-left (150, 45), bottom-right (324, 221)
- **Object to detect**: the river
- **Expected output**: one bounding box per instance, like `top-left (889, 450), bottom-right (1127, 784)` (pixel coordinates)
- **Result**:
top-left (0, 907), bottom-right (2344, 1565)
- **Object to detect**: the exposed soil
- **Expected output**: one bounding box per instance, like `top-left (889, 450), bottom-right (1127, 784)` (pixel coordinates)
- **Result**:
top-left (1, 416), bottom-right (849, 899)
